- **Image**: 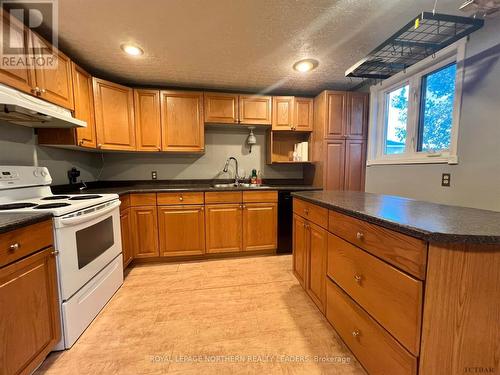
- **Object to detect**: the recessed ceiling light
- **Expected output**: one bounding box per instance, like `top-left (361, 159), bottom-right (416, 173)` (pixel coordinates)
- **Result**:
top-left (120, 43), bottom-right (144, 56)
top-left (293, 58), bottom-right (319, 73)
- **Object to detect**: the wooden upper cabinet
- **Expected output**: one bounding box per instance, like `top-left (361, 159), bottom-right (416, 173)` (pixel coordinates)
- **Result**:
top-left (93, 78), bottom-right (136, 151)
top-left (294, 97), bottom-right (314, 131)
top-left (204, 92), bottom-right (238, 124)
top-left (242, 202), bottom-right (277, 251)
top-left (134, 89), bottom-right (161, 151)
top-left (0, 13), bottom-right (35, 94)
top-left (272, 96), bottom-right (294, 130)
top-left (239, 95), bottom-right (272, 125)
top-left (31, 33), bottom-right (74, 110)
top-left (325, 140), bottom-right (345, 191)
top-left (72, 63), bottom-right (96, 148)
top-left (160, 91), bottom-right (204, 152)
top-left (325, 91), bottom-right (347, 138)
top-left (347, 92), bottom-right (369, 138)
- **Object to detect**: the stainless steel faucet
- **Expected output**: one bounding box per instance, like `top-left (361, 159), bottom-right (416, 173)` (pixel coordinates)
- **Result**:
top-left (223, 157), bottom-right (239, 186)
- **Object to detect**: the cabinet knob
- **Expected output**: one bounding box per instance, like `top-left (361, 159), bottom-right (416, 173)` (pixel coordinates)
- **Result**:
top-left (200, 207), bottom-right (204, 211)
top-left (9, 243), bottom-right (19, 251)
top-left (179, 196), bottom-right (183, 201)
top-left (304, 208), bottom-right (309, 215)
top-left (97, 144), bottom-right (102, 149)
top-left (354, 274), bottom-right (363, 284)
top-left (78, 140), bottom-right (84, 146)
top-left (352, 329), bottom-right (360, 338)
top-left (40, 88), bottom-right (46, 94)
top-left (156, 146), bottom-right (161, 151)
top-left (356, 231), bottom-right (364, 240)
top-left (50, 250), bottom-right (59, 256)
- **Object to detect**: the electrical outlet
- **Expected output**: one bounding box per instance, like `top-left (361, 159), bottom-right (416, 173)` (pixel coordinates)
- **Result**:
top-left (151, 171), bottom-right (157, 180)
top-left (441, 173), bottom-right (451, 187)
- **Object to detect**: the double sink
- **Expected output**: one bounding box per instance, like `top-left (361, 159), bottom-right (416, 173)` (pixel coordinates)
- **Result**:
top-left (211, 183), bottom-right (270, 189)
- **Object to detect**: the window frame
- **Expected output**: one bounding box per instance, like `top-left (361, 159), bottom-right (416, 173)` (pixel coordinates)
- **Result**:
top-left (367, 38), bottom-right (466, 166)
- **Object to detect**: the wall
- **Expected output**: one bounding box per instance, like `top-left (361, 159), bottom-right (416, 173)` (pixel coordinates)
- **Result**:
top-left (365, 18), bottom-right (500, 212)
top-left (98, 127), bottom-right (303, 181)
top-left (0, 122), bottom-right (100, 185)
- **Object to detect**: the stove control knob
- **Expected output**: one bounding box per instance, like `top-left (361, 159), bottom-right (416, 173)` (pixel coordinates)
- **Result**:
top-left (33, 169), bottom-right (40, 177)
top-left (40, 169), bottom-right (48, 177)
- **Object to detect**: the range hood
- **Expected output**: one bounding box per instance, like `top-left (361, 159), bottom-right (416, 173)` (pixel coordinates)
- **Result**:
top-left (0, 83), bottom-right (86, 128)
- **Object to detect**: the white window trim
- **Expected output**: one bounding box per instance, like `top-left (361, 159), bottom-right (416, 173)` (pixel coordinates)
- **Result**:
top-left (367, 38), bottom-right (466, 166)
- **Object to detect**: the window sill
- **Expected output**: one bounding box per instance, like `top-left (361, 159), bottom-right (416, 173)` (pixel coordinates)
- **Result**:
top-left (367, 154), bottom-right (458, 166)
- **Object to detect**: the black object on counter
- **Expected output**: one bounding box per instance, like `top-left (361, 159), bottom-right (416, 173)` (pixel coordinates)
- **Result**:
top-left (67, 167), bottom-right (81, 184)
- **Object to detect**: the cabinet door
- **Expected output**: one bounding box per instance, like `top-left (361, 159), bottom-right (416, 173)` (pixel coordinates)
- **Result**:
top-left (306, 222), bottom-right (327, 312)
top-left (72, 63), bottom-right (96, 148)
top-left (130, 206), bottom-right (159, 258)
top-left (325, 91), bottom-right (347, 138)
top-left (347, 92), bottom-right (369, 139)
top-left (205, 204), bottom-right (242, 253)
top-left (158, 205), bottom-right (205, 257)
top-left (242, 203), bottom-right (277, 251)
top-left (0, 13), bottom-right (35, 94)
top-left (0, 248), bottom-right (60, 375)
top-left (239, 95), bottom-right (272, 125)
top-left (344, 139), bottom-right (366, 191)
top-left (294, 97), bottom-right (314, 131)
top-left (120, 208), bottom-right (133, 268)
top-left (31, 34), bottom-right (74, 110)
top-left (204, 92), bottom-right (239, 124)
top-left (134, 89), bottom-right (161, 151)
top-left (293, 214), bottom-right (307, 287)
top-left (160, 91), bottom-right (204, 152)
top-left (325, 140), bottom-right (345, 191)
top-left (93, 78), bottom-right (136, 151)
top-left (272, 96), bottom-right (293, 130)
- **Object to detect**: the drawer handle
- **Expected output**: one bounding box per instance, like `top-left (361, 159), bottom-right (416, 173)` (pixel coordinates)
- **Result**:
top-left (9, 243), bottom-right (20, 251)
top-left (354, 274), bottom-right (363, 284)
top-left (352, 329), bottom-right (360, 338)
top-left (356, 231), bottom-right (364, 240)
top-left (50, 250), bottom-right (59, 256)
top-left (304, 208), bottom-right (309, 215)
top-left (179, 196), bottom-right (184, 201)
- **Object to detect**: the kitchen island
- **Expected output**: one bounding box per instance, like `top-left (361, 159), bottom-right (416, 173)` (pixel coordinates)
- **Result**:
top-left (292, 190), bottom-right (499, 375)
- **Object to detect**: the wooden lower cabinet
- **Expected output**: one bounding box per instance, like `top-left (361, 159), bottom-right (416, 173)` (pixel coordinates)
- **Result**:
top-left (205, 204), bottom-right (242, 253)
top-left (242, 203), bottom-right (277, 251)
top-left (130, 206), bottom-right (159, 258)
top-left (158, 205), bottom-right (205, 257)
top-left (326, 280), bottom-right (417, 375)
top-left (305, 222), bottom-right (327, 313)
top-left (0, 247), bottom-right (61, 375)
top-left (292, 214), bottom-right (307, 287)
top-left (120, 208), bottom-right (133, 268)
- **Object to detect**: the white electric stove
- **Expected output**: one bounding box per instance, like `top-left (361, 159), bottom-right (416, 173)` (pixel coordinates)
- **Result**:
top-left (0, 166), bottom-right (124, 350)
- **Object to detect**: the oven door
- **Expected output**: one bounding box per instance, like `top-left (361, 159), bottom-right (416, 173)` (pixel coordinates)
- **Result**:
top-left (53, 200), bottom-right (122, 300)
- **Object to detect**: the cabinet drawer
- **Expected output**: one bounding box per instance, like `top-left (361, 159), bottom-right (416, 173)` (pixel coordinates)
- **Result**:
top-left (157, 192), bottom-right (204, 205)
top-left (0, 220), bottom-right (53, 267)
top-left (328, 210), bottom-right (427, 279)
top-left (120, 194), bottom-right (130, 211)
top-left (205, 191), bottom-right (242, 204)
top-left (130, 193), bottom-right (157, 206)
top-left (326, 280), bottom-right (417, 375)
top-left (243, 190), bottom-right (277, 203)
top-left (328, 233), bottom-right (422, 355)
top-left (293, 198), bottom-right (328, 229)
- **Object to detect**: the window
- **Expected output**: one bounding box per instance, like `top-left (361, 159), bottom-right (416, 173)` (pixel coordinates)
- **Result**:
top-left (367, 39), bottom-right (465, 165)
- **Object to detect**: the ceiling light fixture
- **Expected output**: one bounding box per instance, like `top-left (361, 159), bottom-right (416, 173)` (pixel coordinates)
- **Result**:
top-left (293, 58), bottom-right (319, 73)
top-left (120, 43), bottom-right (144, 56)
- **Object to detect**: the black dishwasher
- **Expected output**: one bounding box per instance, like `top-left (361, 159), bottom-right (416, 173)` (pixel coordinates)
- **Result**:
top-left (277, 191), bottom-right (293, 254)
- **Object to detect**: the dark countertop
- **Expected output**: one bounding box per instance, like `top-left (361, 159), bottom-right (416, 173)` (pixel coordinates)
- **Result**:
top-left (0, 212), bottom-right (53, 235)
top-left (292, 190), bottom-right (500, 244)
top-left (53, 180), bottom-right (321, 196)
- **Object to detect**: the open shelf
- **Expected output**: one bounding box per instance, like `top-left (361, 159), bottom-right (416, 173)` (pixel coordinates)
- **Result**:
top-left (267, 131), bottom-right (311, 165)
top-left (345, 12), bottom-right (484, 79)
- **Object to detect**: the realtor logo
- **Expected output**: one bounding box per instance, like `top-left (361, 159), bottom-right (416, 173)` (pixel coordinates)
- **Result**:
top-left (0, 0), bottom-right (58, 69)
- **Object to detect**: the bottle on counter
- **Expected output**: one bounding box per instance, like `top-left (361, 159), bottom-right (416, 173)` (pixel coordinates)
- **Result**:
top-left (250, 169), bottom-right (257, 185)
top-left (256, 170), bottom-right (262, 186)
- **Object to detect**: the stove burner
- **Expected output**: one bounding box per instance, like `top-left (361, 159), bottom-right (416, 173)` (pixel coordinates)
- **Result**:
top-left (69, 195), bottom-right (102, 200)
top-left (34, 203), bottom-right (71, 209)
top-left (42, 195), bottom-right (70, 200)
top-left (0, 202), bottom-right (38, 210)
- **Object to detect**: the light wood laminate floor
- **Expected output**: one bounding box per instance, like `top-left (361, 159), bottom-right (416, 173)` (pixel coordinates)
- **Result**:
top-left (37, 255), bottom-right (366, 374)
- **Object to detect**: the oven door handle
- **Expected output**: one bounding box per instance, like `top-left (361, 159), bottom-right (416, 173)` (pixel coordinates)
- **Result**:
top-left (59, 200), bottom-right (121, 226)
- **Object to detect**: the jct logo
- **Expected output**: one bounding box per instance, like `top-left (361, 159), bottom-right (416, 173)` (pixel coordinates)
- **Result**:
top-left (1, 0), bottom-right (58, 68)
